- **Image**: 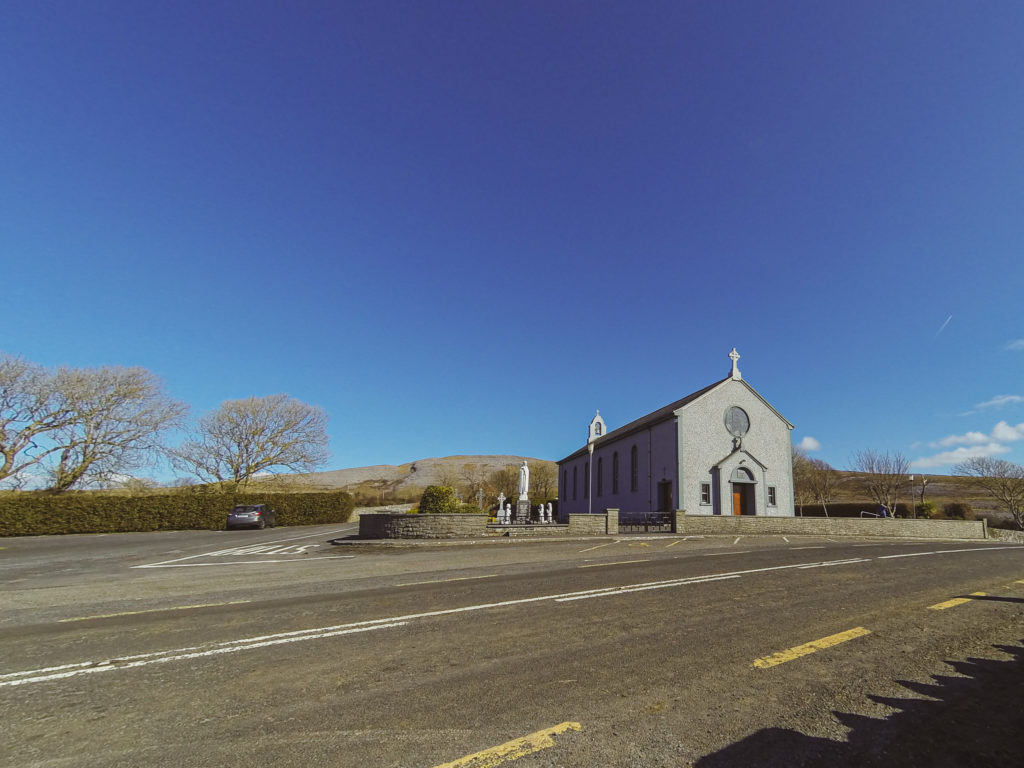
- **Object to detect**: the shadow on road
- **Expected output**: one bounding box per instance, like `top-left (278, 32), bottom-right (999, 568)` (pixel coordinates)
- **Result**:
top-left (695, 640), bottom-right (1024, 767)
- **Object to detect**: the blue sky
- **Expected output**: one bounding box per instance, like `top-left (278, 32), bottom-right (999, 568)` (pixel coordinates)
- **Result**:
top-left (3, 1), bottom-right (1023, 479)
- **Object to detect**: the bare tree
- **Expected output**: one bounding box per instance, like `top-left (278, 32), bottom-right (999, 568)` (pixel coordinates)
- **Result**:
top-left (488, 464), bottom-right (520, 502)
top-left (791, 446), bottom-right (814, 516)
top-left (46, 366), bottom-right (187, 491)
top-left (0, 356), bottom-right (186, 491)
top-left (807, 458), bottom-right (839, 517)
top-left (172, 394), bottom-right (329, 489)
top-left (954, 456), bottom-right (1024, 530)
top-left (531, 462), bottom-right (557, 498)
top-left (0, 355), bottom-right (73, 486)
top-left (851, 449), bottom-right (910, 516)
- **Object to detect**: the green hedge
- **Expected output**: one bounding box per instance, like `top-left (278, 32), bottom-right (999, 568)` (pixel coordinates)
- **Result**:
top-left (0, 490), bottom-right (354, 537)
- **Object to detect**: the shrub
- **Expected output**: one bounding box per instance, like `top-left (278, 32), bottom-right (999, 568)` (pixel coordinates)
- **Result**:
top-left (457, 503), bottom-right (485, 514)
top-left (915, 501), bottom-right (937, 519)
top-left (942, 501), bottom-right (975, 520)
top-left (0, 490), bottom-right (354, 536)
top-left (418, 485), bottom-right (459, 514)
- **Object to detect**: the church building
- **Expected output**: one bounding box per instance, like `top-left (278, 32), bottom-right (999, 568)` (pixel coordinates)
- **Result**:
top-left (557, 350), bottom-right (795, 518)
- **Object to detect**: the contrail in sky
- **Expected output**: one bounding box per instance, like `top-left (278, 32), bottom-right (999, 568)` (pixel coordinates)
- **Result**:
top-left (935, 314), bottom-right (952, 337)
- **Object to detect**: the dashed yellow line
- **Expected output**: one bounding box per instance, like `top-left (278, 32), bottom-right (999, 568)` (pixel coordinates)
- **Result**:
top-left (665, 540), bottom-right (682, 548)
top-left (60, 600), bottom-right (250, 622)
top-left (397, 575), bottom-right (498, 587)
top-left (432, 721), bottom-right (581, 767)
top-left (753, 627), bottom-right (871, 669)
top-left (578, 559), bottom-right (651, 569)
top-left (928, 592), bottom-right (986, 610)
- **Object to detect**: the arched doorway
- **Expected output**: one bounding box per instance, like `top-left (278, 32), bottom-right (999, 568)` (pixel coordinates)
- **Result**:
top-left (730, 466), bottom-right (756, 516)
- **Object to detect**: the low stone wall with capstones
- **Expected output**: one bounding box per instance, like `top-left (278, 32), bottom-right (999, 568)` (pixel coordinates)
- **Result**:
top-left (676, 514), bottom-right (989, 540)
top-left (358, 512), bottom-right (618, 539)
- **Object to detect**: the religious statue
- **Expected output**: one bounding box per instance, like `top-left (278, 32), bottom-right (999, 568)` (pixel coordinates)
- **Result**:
top-left (546, 502), bottom-right (553, 522)
top-left (518, 460), bottom-right (530, 500)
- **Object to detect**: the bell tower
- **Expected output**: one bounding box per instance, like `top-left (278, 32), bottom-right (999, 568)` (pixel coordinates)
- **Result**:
top-left (587, 410), bottom-right (607, 444)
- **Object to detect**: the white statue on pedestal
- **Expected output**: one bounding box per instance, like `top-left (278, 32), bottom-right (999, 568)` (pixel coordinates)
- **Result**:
top-left (546, 502), bottom-right (553, 523)
top-left (518, 461), bottom-right (529, 501)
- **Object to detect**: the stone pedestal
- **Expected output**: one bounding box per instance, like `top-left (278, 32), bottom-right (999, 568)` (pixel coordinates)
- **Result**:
top-left (516, 499), bottom-right (531, 524)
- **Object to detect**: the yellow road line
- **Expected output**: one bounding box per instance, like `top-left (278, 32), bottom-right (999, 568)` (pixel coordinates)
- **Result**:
top-left (628, 541), bottom-right (650, 548)
top-left (433, 722), bottom-right (581, 768)
top-left (397, 574), bottom-right (498, 587)
top-left (577, 559), bottom-right (651, 568)
top-left (579, 541), bottom-right (617, 553)
top-left (753, 627), bottom-right (871, 669)
top-left (928, 592), bottom-right (986, 610)
top-left (60, 600), bottom-right (250, 623)
top-left (665, 540), bottom-right (682, 548)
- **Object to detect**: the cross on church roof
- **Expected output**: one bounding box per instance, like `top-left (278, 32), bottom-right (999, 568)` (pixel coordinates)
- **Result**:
top-left (729, 348), bottom-right (742, 380)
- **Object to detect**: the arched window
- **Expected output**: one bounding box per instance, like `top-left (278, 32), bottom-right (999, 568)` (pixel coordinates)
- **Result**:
top-left (612, 452), bottom-right (619, 494)
top-left (630, 445), bottom-right (639, 492)
top-left (573, 466), bottom-right (578, 500)
top-left (584, 461), bottom-right (589, 499)
top-left (597, 457), bottom-right (603, 497)
top-left (595, 423), bottom-right (602, 436)
top-left (563, 470), bottom-right (568, 497)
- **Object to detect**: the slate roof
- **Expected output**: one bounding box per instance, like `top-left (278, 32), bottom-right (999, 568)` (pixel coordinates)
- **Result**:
top-left (558, 377), bottom-right (729, 464)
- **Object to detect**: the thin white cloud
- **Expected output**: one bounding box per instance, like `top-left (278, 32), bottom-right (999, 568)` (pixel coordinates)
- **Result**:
top-left (932, 421), bottom-right (1024, 449)
top-left (934, 431), bottom-right (990, 448)
top-left (975, 394), bottom-right (1024, 410)
top-left (1005, 339), bottom-right (1024, 351)
top-left (991, 420), bottom-right (1024, 442)
top-left (916, 419), bottom-right (1024, 469)
top-left (935, 315), bottom-right (952, 337)
top-left (797, 436), bottom-right (821, 451)
top-left (911, 443), bottom-right (1011, 469)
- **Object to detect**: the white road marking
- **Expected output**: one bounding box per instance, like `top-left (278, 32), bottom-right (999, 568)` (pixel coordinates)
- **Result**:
top-left (790, 546), bottom-right (826, 550)
top-left (878, 546), bottom-right (1021, 560)
top-left (733, 537), bottom-right (742, 545)
top-left (0, 622), bottom-right (406, 687)
top-left (798, 558), bottom-right (870, 569)
top-left (782, 537), bottom-right (790, 543)
top-left (139, 557), bottom-right (357, 567)
top-left (704, 551), bottom-right (752, 557)
top-left (9, 545), bottom-right (1020, 688)
top-left (579, 541), bottom-right (617, 553)
top-left (134, 534), bottom-right (357, 568)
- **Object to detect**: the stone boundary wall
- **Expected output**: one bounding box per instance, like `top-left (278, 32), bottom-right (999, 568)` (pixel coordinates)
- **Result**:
top-left (677, 514), bottom-right (988, 540)
top-left (359, 512), bottom-right (618, 539)
top-left (359, 513), bottom-right (488, 539)
top-left (988, 528), bottom-right (1024, 544)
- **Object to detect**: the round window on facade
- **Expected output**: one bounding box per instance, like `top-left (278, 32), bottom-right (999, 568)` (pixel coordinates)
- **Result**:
top-left (724, 406), bottom-right (750, 437)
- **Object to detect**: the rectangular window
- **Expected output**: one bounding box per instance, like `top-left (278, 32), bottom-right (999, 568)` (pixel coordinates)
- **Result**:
top-left (700, 483), bottom-right (711, 505)
top-left (597, 458), bottom-right (603, 497)
top-left (768, 486), bottom-right (777, 506)
top-left (584, 461), bottom-right (589, 499)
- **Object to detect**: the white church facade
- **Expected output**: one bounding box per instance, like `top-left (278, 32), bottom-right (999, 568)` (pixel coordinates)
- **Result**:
top-left (557, 350), bottom-right (795, 518)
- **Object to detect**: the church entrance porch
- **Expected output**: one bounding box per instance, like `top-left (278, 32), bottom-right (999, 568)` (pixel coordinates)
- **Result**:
top-left (730, 466), bottom-right (756, 516)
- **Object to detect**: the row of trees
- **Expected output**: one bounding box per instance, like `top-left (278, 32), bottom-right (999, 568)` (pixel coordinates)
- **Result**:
top-left (792, 446), bottom-right (1024, 529)
top-left (0, 354), bottom-right (329, 492)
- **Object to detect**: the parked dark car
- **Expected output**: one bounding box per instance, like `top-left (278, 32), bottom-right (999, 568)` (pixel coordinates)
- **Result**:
top-left (226, 504), bottom-right (276, 530)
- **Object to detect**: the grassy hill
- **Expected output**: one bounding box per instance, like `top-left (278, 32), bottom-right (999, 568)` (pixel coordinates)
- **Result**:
top-left (287, 455), bottom-right (558, 505)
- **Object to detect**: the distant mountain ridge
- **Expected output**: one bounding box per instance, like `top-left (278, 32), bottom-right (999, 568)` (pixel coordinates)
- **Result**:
top-left (296, 455), bottom-right (556, 495)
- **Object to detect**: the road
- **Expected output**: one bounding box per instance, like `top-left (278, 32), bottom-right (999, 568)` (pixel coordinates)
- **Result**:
top-left (2, 526), bottom-right (1023, 767)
